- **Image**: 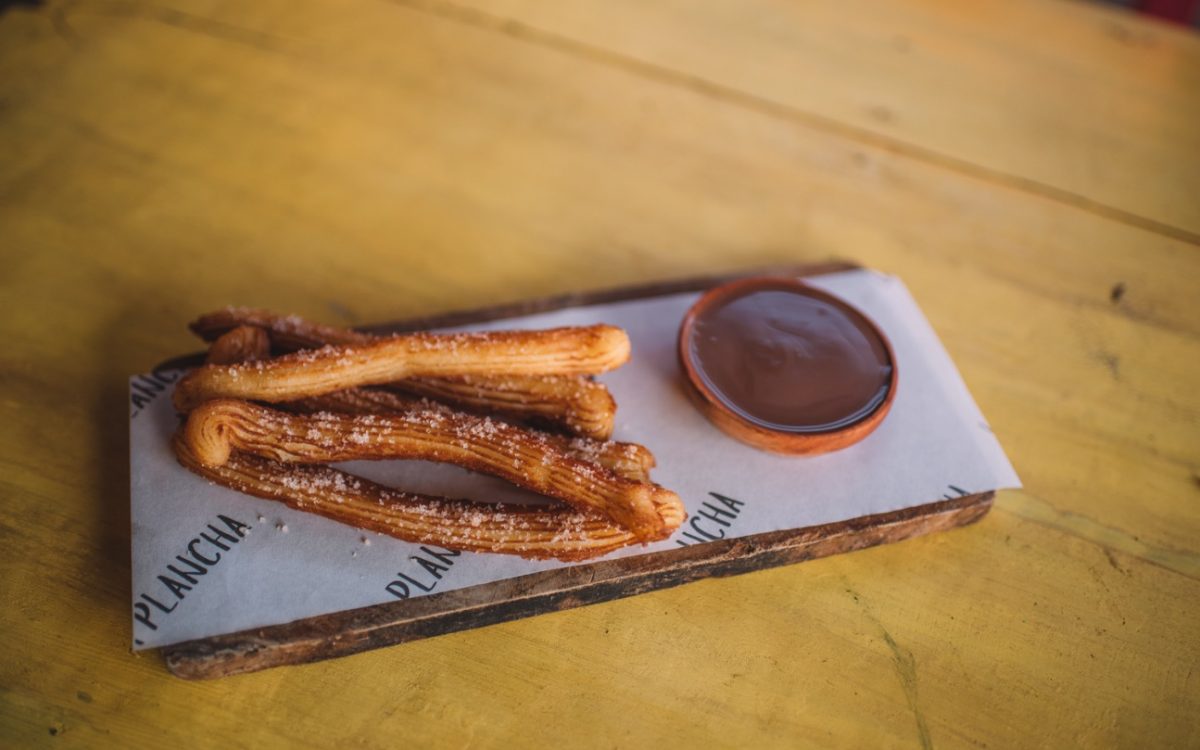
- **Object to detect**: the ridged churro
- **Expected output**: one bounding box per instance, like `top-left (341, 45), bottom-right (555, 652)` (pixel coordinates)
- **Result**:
top-left (386, 375), bottom-right (615, 440)
top-left (206, 325), bottom-right (270, 365)
top-left (174, 326), bottom-right (629, 414)
top-left (191, 308), bottom-right (618, 439)
top-left (183, 399), bottom-right (676, 542)
top-left (283, 388), bottom-right (654, 483)
top-left (173, 435), bottom-right (682, 561)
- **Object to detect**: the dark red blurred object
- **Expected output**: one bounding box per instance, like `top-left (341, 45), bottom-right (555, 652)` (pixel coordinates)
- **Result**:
top-left (1138, 0), bottom-right (1199, 24)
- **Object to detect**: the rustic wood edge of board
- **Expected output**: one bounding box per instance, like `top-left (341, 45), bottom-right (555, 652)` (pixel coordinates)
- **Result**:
top-left (162, 492), bottom-right (994, 679)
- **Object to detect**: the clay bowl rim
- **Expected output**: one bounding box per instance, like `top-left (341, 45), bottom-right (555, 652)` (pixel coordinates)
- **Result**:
top-left (676, 276), bottom-right (899, 455)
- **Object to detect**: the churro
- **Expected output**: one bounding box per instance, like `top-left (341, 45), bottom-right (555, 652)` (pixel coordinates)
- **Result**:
top-left (192, 308), bottom-right (617, 439)
top-left (175, 326), bottom-right (629, 413)
top-left (173, 435), bottom-right (682, 561)
top-left (183, 399), bottom-right (675, 541)
top-left (387, 375), bottom-right (615, 440)
top-left (283, 388), bottom-right (654, 482)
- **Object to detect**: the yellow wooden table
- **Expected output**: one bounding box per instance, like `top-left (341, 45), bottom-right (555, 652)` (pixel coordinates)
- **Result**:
top-left (2, 0), bottom-right (1197, 746)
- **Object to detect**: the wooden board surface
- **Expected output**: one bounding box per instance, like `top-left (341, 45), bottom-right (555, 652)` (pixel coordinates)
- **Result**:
top-left (1, 0), bottom-right (1197, 746)
top-left (160, 264), bottom-right (994, 679)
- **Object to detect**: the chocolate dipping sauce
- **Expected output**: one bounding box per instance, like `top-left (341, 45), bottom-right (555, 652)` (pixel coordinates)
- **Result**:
top-left (685, 281), bottom-right (893, 434)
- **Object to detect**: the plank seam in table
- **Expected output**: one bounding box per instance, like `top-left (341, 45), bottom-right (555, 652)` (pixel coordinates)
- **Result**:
top-left (391, 0), bottom-right (1200, 247)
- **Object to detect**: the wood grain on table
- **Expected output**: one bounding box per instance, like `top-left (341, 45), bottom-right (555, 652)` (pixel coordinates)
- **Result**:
top-left (1, 0), bottom-right (1197, 747)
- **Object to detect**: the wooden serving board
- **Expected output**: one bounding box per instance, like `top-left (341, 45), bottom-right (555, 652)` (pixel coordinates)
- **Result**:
top-left (159, 262), bottom-right (994, 680)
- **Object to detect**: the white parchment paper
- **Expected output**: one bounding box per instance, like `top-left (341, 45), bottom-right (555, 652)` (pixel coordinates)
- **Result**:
top-left (129, 269), bottom-right (1020, 649)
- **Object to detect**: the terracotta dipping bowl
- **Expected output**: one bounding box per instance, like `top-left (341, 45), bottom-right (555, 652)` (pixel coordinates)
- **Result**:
top-left (677, 276), bottom-right (898, 455)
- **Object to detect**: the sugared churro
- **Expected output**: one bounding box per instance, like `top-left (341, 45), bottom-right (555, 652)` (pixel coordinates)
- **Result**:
top-left (385, 375), bottom-right (615, 441)
top-left (191, 308), bottom-right (618, 439)
top-left (174, 326), bottom-right (629, 413)
top-left (173, 435), bottom-right (682, 561)
top-left (283, 388), bottom-right (654, 483)
top-left (182, 399), bottom-right (676, 542)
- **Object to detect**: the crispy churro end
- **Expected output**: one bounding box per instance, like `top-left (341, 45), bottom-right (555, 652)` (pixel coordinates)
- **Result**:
top-left (183, 400), bottom-right (235, 467)
top-left (653, 487), bottom-right (687, 532)
top-left (566, 381), bottom-right (617, 440)
top-left (172, 373), bottom-right (198, 413)
top-left (593, 325), bottom-right (632, 371)
top-left (610, 483), bottom-right (672, 543)
top-left (189, 307), bottom-right (267, 342)
top-left (206, 325), bottom-right (270, 365)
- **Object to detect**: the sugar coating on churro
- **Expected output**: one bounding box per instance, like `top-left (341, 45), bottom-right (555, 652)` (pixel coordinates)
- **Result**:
top-left (174, 326), bottom-right (630, 413)
top-left (183, 399), bottom-right (677, 542)
top-left (206, 325), bottom-right (271, 365)
top-left (192, 308), bottom-right (619, 439)
top-left (283, 389), bottom-right (651, 482)
top-left (175, 310), bottom-right (684, 558)
top-left (174, 436), bottom-right (677, 561)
